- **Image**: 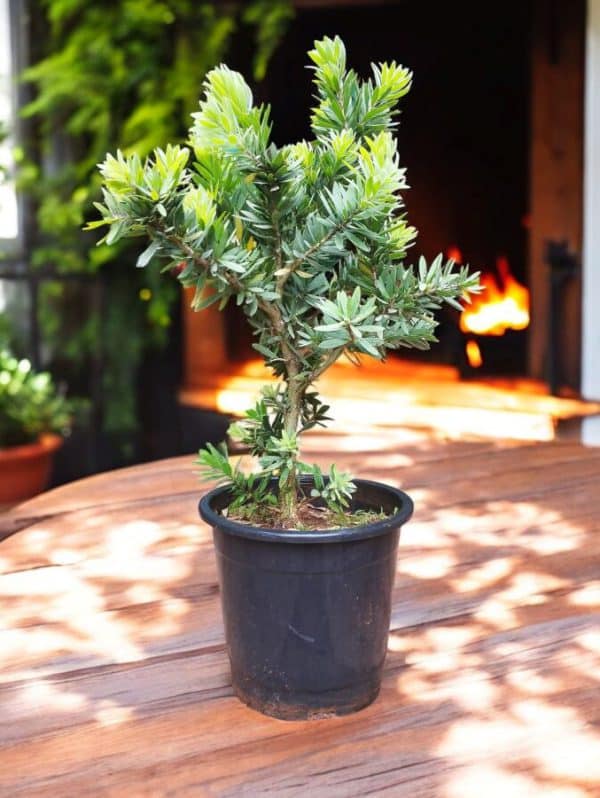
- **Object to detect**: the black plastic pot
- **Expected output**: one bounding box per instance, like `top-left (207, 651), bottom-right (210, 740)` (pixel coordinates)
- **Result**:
top-left (199, 478), bottom-right (413, 720)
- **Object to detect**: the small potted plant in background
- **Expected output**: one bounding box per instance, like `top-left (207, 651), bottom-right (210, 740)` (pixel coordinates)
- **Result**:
top-left (91, 36), bottom-right (479, 719)
top-left (0, 349), bottom-right (72, 504)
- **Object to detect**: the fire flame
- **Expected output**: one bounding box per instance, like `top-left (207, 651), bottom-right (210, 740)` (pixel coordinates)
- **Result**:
top-left (465, 339), bottom-right (483, 369)
top-left (460, 255), bottom-right (530, 337)
top-left (446, 249), bottom-right (530, 369)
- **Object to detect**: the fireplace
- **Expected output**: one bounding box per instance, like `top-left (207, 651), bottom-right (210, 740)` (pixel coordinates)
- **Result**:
top-left (258, 0), bottom-right (535, 378)
top-left (179, 0), bottom-right (591, 441)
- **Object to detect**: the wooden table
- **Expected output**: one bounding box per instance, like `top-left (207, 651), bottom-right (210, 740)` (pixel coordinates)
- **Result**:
top-left (1, 428), bottom-right (599, 796)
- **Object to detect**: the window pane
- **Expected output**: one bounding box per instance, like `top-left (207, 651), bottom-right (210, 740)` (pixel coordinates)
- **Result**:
top-left (0, 0), bottom-right (18, 243)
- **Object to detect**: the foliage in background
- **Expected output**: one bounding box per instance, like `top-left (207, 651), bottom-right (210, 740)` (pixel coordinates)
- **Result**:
top-left (0, 347), bottom-right (72, 447)
top-left (0, 121), bottom-right (8, 184)
top-left (1, 123), bottom-right (25, 354)
top-left (18, 0), bottom-right (292, 453)
top-left (1, 123), bottom-right (10, 343)
top-left (93, 35), bottom-right (480, 527)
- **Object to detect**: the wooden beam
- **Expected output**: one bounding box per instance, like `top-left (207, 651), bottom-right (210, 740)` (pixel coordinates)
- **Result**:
top-left (529, 0), bottom-right (585, 389)
top-left (181, 288), bottom-right (228, 390)
top-left (582, 0), bottom-right (600, 443)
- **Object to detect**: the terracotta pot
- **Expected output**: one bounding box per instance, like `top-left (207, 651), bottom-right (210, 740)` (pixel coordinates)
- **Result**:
top-left (0, 434), bottom-right (62, 504)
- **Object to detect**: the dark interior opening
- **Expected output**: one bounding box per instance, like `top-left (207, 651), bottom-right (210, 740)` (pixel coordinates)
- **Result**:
top-left (229, 0), bottom-right (533, 374)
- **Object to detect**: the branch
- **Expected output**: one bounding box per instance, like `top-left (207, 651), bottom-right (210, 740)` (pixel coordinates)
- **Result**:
top-left (278, 205), bottom-right (363, 293)
top-left (163, 231), bottom-right (211, 272)
top-left (159, 228), bottom-right (250, 302)
top-left (161, 227), bottom-right (301, 385)
top-left (310, 348), bottom-right (344, 382)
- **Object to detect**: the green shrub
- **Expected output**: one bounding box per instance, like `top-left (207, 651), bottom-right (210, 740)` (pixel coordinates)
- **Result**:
top-left (0, 349), bottom-right (71, 447)
top-left (92, 35), bottom-right (480, 527)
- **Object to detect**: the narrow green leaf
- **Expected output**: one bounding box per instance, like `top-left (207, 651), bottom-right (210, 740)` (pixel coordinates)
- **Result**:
top-left (136, 238), bottom-right (161, 268)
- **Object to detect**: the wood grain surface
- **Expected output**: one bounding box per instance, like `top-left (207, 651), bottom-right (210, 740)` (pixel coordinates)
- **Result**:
top-left (1, 428), bottom-right (599, 797)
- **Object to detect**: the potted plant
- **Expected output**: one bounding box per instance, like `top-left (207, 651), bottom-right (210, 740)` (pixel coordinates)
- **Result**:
top-left (0, 349), bottom-right (72, 503)
top-left (90, 35), bottom-right (479, 719)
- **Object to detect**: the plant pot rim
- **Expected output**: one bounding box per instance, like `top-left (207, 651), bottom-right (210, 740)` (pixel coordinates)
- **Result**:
top-left (199, 477), bottom-right (413, 544)
top-left (0, 433), bottom-right (63, 462)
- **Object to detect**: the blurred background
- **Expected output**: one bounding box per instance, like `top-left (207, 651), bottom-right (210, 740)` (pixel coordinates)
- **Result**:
top-left (0, 0), bottom-right (592, 490)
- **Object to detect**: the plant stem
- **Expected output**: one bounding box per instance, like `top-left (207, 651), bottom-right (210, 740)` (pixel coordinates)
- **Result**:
top-left (162, 225), bottom-right (307, 524)
top-left (280, 374), bottom-right (304, 525)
